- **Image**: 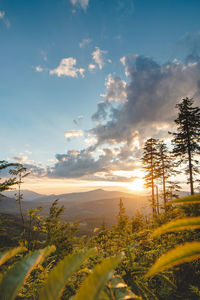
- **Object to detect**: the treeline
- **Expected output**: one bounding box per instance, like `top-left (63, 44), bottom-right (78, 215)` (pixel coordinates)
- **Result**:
top-left (142, 97), bottom-right (200, 214)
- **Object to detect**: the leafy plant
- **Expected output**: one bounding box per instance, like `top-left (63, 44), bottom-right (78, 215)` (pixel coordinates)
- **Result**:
top-left (0, 245), bottom-right (55, 300)
top-left (39, 248), bottom-right (96, 300)
top-left (147, 194), bottom-right (200, 277)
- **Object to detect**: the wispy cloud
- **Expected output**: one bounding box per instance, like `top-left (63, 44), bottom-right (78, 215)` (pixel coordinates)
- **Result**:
top-left (73, 115), bottom-right (84, 125)
top-left (79, 38), bottom-right (91, 48)
top-left (88, 63), bottom-right (96, 71)
top-left (40, 50), bottom-right (47, 61)
top-left (49, 57), bottom-right (85, 78)
top-left (35, 66), bottom-right (43, 72)
top-left (0, 10), bottom-right (10, 28)
top-left (70, 0), bottom-right (89, 11)
top-left (92, 47), bottom-right (108, 70)
top-left (65, 130), bottom-right (84, 140)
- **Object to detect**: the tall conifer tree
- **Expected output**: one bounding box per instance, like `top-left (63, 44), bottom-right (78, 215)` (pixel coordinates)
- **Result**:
top-left (169, 98), bottom-right (200, 195)
top-left (142, 138), bottom-right (159, 215)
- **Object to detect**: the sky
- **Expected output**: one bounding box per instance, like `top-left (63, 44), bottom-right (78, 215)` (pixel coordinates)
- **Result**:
top-left (1, 0), bottom-right (200, 194)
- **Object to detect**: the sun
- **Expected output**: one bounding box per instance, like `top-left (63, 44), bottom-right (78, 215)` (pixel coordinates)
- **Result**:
top-left (128, 178), bottom-right (144, 192)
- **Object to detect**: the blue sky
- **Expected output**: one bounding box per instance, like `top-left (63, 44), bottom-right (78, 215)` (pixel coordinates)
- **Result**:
top-left (1, 0), bottom-right (200, 193)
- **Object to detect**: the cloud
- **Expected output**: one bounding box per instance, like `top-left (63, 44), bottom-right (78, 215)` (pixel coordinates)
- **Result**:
top-left (91, 54), bottom-right (200, 149)
top-left (92, 47), bottom-right (108, 70)
top-left (100, 74), bottom-right (127, 103)
top-left (49, 52), bottom-right (200, 181)
top-left (12, 155), bottom-right (28, 163)
top-left (65, 130), bottom-right (83, 140)
top-left (35, 66), bottom-right (43, 72)
top-left (79, 38), bottom-right (91, 48)
top-left (88, 63), bottom-right (96, 71)
top-left (70, 0), bottom-right (89, 11)
top-left (0, 10), bottom-right (10, 28)
top-left (11, 155), bottom-right (45, 177)
top-left (50, 58), bottom-right (85, 78)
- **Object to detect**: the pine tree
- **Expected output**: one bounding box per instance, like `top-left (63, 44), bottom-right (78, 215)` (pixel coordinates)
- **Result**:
top-left (142, 138), bottom-right (159, 215)
top-left (157, 141), bottom-right (178, 210)
top-left (169, 98), bottom-right (200, 195)
top-left (116, 198), bottom-right (129, 232)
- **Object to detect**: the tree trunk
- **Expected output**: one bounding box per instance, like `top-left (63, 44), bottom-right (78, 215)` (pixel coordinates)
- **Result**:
top-left (188, 147), bottom-right (194, 195)
top-left (156, 185), bottom-right (159, 214)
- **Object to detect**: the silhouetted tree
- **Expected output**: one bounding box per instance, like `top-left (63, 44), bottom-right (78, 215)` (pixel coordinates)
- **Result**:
top-left (157, 141), bottom-right (179, 210)
top-left (142, 138), bottom-right (159, 215)
top-left (169, 98), bottom-right (200, 195)
top-left (10, 165), bottom-right (30, 226)
top-left (0, 160), bottom-right (20, 193)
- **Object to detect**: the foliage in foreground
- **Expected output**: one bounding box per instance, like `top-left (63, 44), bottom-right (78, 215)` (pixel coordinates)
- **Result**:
top-left (0, 194), bottom-right (200, 299)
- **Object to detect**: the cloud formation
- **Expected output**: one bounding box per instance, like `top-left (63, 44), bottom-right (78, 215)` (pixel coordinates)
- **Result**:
top-left (100, 74), bottom-right (127, 103)
top-left (92, 47), bottom-right (108, 70)
top-left (50, 57), bottom-right (85, 78)
top-left (49, 53), bottom-right (200, 180)
top-left (65, 130), bottom-right (83, 140)
top-left (70, 0), bottom-right (89, 11)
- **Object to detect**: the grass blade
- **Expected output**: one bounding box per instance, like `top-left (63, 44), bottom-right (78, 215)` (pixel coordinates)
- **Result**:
top-left (152, 217), bottom-right (200, 237)
top-left (0, 248), bottom-right (48, 300)
top-left (39, 248), bottom-right (96, 300)
top-left (74, 256), bottom-right (121, 300)
top-left (169, 194), bottom-right (200, 205)
top-left (146, 242), bottom-right (200, 277)
top-left (0, 247), bottom-right (26, 267)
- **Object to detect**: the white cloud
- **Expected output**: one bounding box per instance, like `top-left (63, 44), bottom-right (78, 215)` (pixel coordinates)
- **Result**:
top-left (88, 63), bottom-right (96, 71)
top-left (65, 130), bottom-right (84, 140)
top-left (13, 155), bottom-right (28, 163)
top-left (35, 66), bottom-right (43, 72)
top-left (84, 137), bottom-right (98, 146)
top-left (79, 38), bottom-right (91, 48)
top-left (92, 47), bottom-right (107, 70)
top-left (49, 57), bottom-right (85, 78)
top-left (0, 10), bottom-right (10, 28)
top-left (70, 0), bottom-right (89, 11)
top-left (100, 74), bottom-right (127, 103)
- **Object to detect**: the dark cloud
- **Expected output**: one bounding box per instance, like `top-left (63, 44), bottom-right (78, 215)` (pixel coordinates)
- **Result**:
top-left (92, 55), bottom-right (200, 147)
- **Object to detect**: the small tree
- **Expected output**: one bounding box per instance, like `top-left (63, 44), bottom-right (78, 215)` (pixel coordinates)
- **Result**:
top-left (10, 165), bottom-right (30, 226)
top-left (169, 98), bottom-right (200, 195)
top-left (142, 138), bottom-right (159, 215)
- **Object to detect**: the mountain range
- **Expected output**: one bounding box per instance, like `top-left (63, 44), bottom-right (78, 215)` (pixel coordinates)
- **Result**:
top-left (0, 189), bottom-right (149, 234)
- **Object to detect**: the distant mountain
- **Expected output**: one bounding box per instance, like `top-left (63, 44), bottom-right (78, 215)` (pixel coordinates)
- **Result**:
top-left (0, 189), bottom-right (149, 235)
top-left (0, 188), bottom-right (189, 235)
top-left (0, 188), bottom-right (148, 217)
top-left (32, 189), bottom-right (145, 204)
top-left (2, 190), bottom-right (44, 201)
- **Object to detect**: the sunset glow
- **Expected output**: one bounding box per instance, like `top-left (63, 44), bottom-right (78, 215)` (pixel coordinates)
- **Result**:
top-left (127, 178), bottom-right (144, 192)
